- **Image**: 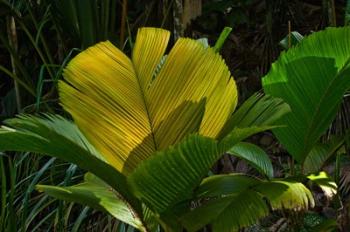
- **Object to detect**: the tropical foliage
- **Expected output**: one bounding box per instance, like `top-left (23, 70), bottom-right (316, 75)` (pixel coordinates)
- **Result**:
top-left (0, 27), bottom-right (322, 231)
top-left (1, 1), bottom-right (350, 231)
top-left (262, 27), bottom-right (350, 173)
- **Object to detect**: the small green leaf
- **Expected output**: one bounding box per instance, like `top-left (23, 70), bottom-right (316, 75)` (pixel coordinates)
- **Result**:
top-left (214, 27), bottom-right (232, 52)
top-left (228, 142), bottom-right (274, 178)
top-left (279, 31), bottom-right (304, 49)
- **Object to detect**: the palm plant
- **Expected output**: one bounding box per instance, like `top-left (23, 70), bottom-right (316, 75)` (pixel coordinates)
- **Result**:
top-left (262, 27), bottom-right (350, 174)
top-left (0, 27), bottom-right (319, 231)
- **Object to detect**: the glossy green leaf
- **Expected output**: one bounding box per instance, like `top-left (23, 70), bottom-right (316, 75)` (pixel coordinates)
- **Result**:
top-left (218, 93), bottom-right (290, 153)
top-left (219, 125), bottom-right (278, 154)
top-left (228, 142), bottom-right (274, 178)
top-left (263, 57), bottom-right (350, 163)
top-left (263, 27), bottom-right (350, 163)
top-left (37, 173), bottom-right (146, 230)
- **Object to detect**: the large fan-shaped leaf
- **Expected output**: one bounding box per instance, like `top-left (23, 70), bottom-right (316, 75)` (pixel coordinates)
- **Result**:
top-left (228, 142), bottom-right (274, 178)
top-left (128, 134), bottom-right (218, 213)
top-left (262, 27), bottom-right (350, 163)
top-left (59, 27), bottom-right (237, 174)
top-left (0, 115), bottom-right (140, 210)
top-left (37, 173), bottom-right (146, 230)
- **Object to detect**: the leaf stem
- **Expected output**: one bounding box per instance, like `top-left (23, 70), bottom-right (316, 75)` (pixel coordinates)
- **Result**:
top-left (214, 27), bottom-right (232, 53)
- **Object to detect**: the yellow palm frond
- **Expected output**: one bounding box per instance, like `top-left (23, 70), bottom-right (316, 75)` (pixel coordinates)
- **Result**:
top-left (59, 27), bottom-right (238, 174)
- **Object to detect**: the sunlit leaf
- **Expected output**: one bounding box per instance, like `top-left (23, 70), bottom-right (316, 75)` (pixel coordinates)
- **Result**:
top-left (59, 27), bottom-right (238, 174)
top-left (255, 180), bottom-right (315, 210)
top-left (307, 172), bottom-right (337, 199)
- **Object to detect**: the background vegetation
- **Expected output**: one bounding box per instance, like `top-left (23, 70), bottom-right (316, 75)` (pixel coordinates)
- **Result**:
top-left (1, 0), bottom-right (350, 231)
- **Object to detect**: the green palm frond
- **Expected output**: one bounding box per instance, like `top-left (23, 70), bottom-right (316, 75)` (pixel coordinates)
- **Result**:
top-left (218, 93), bottom-right (290, 140)
top-left (262, 27), bottom-right (350, 164)
top-left (0, 115), bottom-right (140, 210)
top-left (128, 134), bottom-right (218, 213)
top-left (181, 174), bottom-right (314, 232)
top-left (37, 173), bottom-right (145, 230)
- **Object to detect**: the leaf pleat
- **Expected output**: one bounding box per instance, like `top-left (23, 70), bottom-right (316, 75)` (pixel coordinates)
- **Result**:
top-left (303, 137), bottom-right (344, 174)
top-left (132, 27), bottom-right (170, 90)
top-left (255, 180), bottom-right (315, 210)
top-left (60, 41), bottom-right (156, 173)
top-left (217, 93), bottom-right (290, 153)
top-left (148, 38), bottom-right (238, 138)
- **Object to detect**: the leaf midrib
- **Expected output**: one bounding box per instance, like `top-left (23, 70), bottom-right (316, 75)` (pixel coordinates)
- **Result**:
top-left (132, 64), bottom-right (158, 152)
